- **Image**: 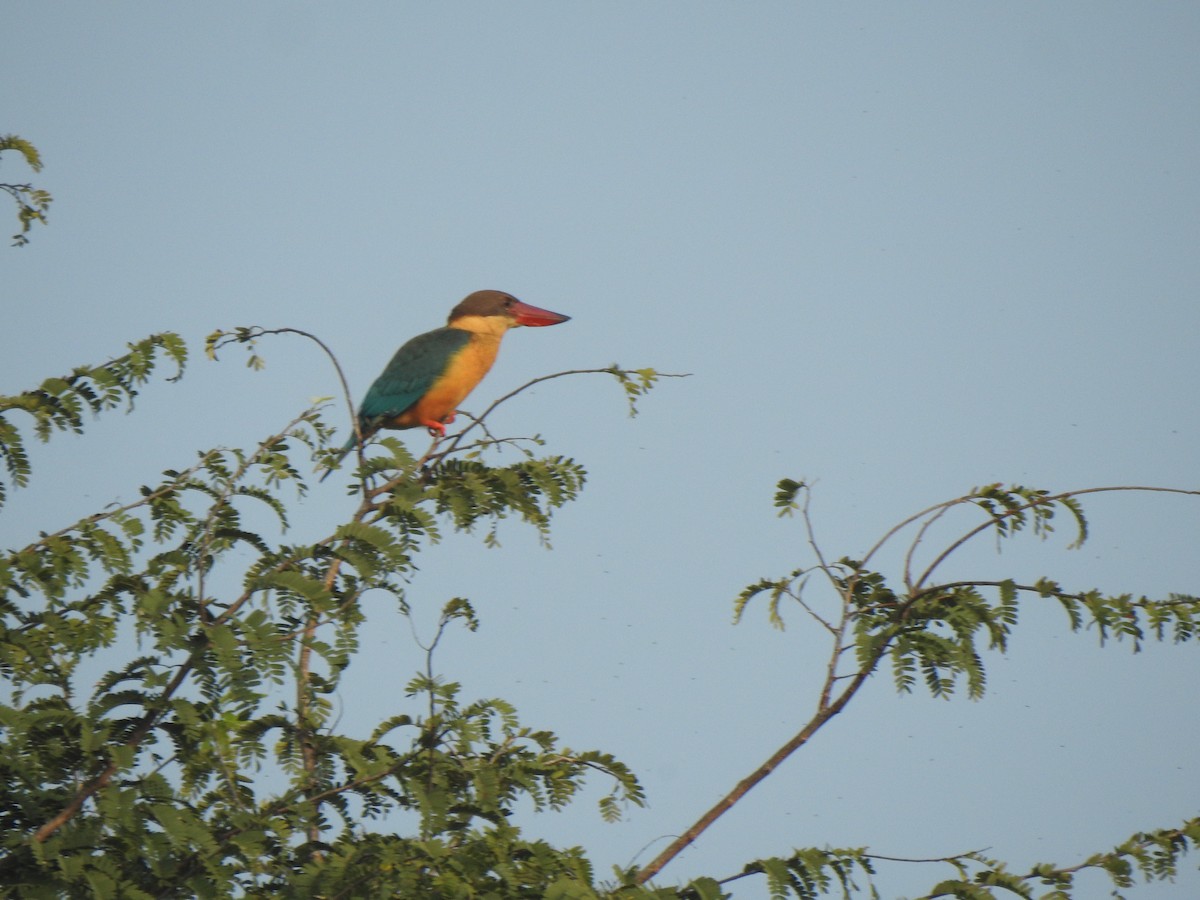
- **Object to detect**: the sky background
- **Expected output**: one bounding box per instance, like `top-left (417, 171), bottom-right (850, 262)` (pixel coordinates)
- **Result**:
top-left (5, 4), bottom-right (1199, 897)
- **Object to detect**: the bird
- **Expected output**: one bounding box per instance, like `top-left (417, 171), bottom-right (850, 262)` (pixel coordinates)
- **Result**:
top-left (321, 290), bottom-right (570, 479)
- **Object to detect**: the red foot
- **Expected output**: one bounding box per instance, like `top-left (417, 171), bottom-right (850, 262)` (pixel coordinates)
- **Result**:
top-left (422, 413), bottom-right (455, 438)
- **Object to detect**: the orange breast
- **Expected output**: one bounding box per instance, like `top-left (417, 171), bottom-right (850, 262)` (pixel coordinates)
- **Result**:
top-left (393, 333), bottom-right (501, 428)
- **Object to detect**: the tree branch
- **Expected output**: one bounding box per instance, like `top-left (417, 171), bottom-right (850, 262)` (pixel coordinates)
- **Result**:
top-left (911, 485), bottom-right (1200, 592)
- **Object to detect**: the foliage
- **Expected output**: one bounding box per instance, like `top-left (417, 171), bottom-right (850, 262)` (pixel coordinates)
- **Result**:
top-left (0, 331), bottom-right (1196, 898)
top-left (0, 330), bottom-right (665, 897)
top-left (0, 332), bottom-right (186, 509)
top-left (635, 479), bottom-right (1198, 895)
top-left (0, 135), bottom-right (53, 247)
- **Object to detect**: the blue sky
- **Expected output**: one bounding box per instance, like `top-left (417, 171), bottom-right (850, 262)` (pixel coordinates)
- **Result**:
top-left (5, 4), bottom-right (1199, 897)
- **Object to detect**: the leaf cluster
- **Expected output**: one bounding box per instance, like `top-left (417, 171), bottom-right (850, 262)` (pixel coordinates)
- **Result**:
top-left (0, 332), bottom-right (187, 509)
top-left (740, 482), bottom-right (1200, 704)
top-left (648, 821), bottom-right (1200, 900)
top-left (907, 815), bottom-right (1200, 898)
top-left (1, 135), bottom-right (53, 247)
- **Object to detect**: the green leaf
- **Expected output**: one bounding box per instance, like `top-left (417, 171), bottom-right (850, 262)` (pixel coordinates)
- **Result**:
top-left (773, 478), bottom-right (805, 517)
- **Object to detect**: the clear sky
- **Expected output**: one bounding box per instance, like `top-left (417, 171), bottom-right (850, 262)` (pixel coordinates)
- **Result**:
top-left (5, 4), bottom-right (1199, 897)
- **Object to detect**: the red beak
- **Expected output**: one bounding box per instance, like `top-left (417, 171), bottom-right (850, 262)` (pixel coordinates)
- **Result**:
top-left (510, 300), bottom-right (571, 327)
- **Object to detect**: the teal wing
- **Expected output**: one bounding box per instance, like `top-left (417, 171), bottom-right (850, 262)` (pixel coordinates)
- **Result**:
top-left (358, 326), bottom-right (471, 429)
top-left (324, 328), bottom-right (472, 482)
top-left (319, 327), bottom-right (470, 481)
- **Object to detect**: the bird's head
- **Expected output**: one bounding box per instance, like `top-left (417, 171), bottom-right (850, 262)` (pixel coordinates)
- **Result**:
top-left (448, 290), bottom-right (571, 334)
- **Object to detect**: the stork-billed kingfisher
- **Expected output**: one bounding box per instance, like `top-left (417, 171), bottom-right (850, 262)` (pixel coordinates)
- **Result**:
top-left (325, 290), bottom-right (570, 476)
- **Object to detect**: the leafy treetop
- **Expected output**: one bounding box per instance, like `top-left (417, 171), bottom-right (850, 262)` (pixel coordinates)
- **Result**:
top-left (0, 327), bottom-right (1195, 899)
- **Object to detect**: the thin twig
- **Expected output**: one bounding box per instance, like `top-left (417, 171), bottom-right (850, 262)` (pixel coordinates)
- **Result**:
top-left (903, 503), bottom-right (954, 593)
top-left (911, 486), bottom-right (1200, 593)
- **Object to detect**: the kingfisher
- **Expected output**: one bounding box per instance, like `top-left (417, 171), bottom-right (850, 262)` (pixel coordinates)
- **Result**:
top-left (323, 290), bottom-right (570, 478)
